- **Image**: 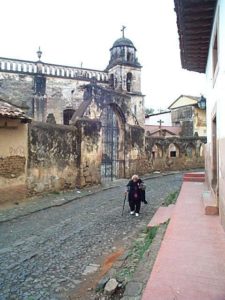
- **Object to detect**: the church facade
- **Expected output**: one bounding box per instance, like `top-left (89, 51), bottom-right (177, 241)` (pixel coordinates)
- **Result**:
top-left (0, 31), bottom-right (206, 203)
top-left (0, 31), bottom-right (149, 200)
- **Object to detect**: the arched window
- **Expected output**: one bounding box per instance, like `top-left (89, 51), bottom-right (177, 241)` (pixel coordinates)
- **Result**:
top-left (63, 109), bottom-right (75, 125)
top-left (126, 72), bottom-right (132, 92)
top-left (109, 74), bottom-right (114, 89)
top-left (152, 144), bottom-right (163, 159)
top-left (168, 143), bottom-right (179, 158)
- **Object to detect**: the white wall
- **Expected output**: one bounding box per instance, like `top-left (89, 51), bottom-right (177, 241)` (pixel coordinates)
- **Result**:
top-left (206, 0), bottom-right (225, 143)
top-left (205, 0), bottom-right (225, 229)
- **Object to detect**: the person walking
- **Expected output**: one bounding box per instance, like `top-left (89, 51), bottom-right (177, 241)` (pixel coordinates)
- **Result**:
top-left (125, 174), bottom-right (143, 217)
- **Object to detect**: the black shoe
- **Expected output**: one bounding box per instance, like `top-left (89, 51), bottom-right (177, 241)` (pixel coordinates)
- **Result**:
top-left (143, 200), bottom-right (148, 204)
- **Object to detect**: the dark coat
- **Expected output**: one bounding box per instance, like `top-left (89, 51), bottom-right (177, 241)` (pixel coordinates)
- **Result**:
top-left (126, 180), bottom-right (142, 202)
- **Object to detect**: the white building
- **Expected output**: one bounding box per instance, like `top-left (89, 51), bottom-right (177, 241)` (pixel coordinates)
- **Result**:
top-left (175, 0), bottom-right (225, 229)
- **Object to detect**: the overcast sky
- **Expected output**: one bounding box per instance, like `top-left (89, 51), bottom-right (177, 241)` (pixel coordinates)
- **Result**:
top-left (1, 0), bottom-right (206, 110)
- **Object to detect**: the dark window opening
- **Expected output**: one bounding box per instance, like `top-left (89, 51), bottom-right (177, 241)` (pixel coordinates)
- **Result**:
top-left (34, 75), bottom-right (46, 96)
top-left (63, 109), bottom-right (75, 125)
top-left (109, 74), bottom-right (114, 89)
top-left (126, 72), bottom-right (132, 92)
top-left (170, 151), bottom-right (176, 157)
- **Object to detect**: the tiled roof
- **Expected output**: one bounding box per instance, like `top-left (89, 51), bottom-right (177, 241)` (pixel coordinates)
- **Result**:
top-left (0, 99), bottom-right (31, 122)
top-left (145, 125), bottom-right (182, 136)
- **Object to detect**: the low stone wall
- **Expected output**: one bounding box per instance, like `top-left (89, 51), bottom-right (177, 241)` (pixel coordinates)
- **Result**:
top-left (145, 136), bottom-right (206, 173)
top-left (0, 118), bottom-right (207, 204)
top-left (27, 122), bottom-right (79, 195)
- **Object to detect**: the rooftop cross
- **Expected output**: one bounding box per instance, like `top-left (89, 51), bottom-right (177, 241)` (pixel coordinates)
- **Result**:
top-left (157, 119), bottom-right (164, 129)
top-left (121, 25), bottom-right (126, 38)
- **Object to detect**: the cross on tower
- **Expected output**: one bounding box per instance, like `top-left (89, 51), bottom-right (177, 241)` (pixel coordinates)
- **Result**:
top-left (121, 25), bottom-right (126, 38)
top-left (157, 119), bottom-right (164, 129)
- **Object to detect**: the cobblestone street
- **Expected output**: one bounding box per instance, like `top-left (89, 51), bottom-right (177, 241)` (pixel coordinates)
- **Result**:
top-left (0, 173), bottom-right (183, 300)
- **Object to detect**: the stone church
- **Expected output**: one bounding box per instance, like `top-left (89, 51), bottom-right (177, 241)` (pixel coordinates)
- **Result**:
top-left (0, 30), bottom-right (149, 202)
top-left (0, 29), bottom-right (206, 203)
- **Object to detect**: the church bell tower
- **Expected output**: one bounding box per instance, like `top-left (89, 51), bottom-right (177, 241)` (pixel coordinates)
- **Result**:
top-left (106, 27), bottom-right (144, 126)
top-left (106, 26), bottom-right (142, 94)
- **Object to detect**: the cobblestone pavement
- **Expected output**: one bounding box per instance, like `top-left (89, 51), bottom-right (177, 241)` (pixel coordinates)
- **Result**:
top-left (0, 172), bottom-right (183, 300)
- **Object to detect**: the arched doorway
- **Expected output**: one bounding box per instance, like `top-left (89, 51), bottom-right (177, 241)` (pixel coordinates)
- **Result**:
top-left (152, 144), bottom-right (163, 159)
top-left (63, 109), bottom-right (75, 125)
top-left (168, 143), bottom-right (180, 158)
top-left (101, 105), bottom-right (124, 182)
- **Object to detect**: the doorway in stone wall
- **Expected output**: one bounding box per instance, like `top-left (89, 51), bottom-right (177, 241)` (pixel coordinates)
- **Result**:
top-left (101, 105), bottom-right (124, 182)
top-left (63, 109), bottom-right (75, 125)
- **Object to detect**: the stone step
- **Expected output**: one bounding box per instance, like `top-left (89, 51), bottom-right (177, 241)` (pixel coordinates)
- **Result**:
top-left (202, 191), bottom-right (219, 215)
top-left (183, 176), bottom-right (205, 182)
top-left (183, 172), bottom-right (205, 182)
top-left (183, 172), bottom-right (205, 178)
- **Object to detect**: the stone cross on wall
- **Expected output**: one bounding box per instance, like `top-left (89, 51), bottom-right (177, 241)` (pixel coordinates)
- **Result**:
top-left (121, 25), bottom-right (126, 38)
top-left (157, 119), bottom-right (164, 129)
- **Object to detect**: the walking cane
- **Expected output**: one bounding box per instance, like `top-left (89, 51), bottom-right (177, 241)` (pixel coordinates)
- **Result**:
top-left (121, 194), bottom-right (127, 216)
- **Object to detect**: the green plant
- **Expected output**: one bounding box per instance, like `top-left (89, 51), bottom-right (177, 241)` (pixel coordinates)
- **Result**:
top-left (162, 190), bottom-right (179, 206)
top-left (116, 226), bottom-right (158, 282)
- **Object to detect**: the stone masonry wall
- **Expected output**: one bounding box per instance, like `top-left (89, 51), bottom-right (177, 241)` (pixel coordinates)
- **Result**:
top-left (76, 118), bottom-right (102, 187)
top-left (0, 73), bottom-right (33, 114)
top-left (125, 124), bottom-right (150, 178)
top-left (145, 136), bottom-right (206, 172)
top-left (27, 122), bottom-right (79, 194)
top-left (45, 77), bottom-right (85, 124)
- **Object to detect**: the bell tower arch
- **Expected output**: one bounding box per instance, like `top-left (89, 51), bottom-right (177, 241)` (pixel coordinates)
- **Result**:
top-left (106, 27), bottom-right (145, 126)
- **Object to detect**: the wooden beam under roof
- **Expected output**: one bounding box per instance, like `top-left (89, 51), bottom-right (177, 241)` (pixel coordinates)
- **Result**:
top-left (174, 0), bottom-right (217, 73)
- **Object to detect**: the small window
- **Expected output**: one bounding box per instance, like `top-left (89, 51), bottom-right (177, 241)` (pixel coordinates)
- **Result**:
top-left (170, 151), bottom-right (176, 158)
top-left (110, 74), bottom-right (114, 89)
top-left (126, 72), bottom-right (132, 92)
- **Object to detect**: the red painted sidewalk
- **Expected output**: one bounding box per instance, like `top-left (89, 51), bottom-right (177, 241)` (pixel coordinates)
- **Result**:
top-left (142, 181), bottom-right (225, 300)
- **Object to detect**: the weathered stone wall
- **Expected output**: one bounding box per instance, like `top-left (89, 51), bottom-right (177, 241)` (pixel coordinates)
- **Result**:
top-left (45, 77), bottom-right (85, 124)
top-left (79, 83), bottom-right (140, 127)
top-left (193, 107), bottom-right (207, 136)
top-left (125, 124), bottom-right (150, 178)
top-left (145, 136), bottom-right (206, 172)
top-left (76, 118), bottom-right (102, 187)
top-left (27, 122), bottom-right (79, 194)
top-left (0, 73), bottom-right (33, 114)
top-left (180, 120), bottom-right (193, 137)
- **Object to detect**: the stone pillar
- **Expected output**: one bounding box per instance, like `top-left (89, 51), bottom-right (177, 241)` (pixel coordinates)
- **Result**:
top-left (76, 118), bottom-right (102, 187)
